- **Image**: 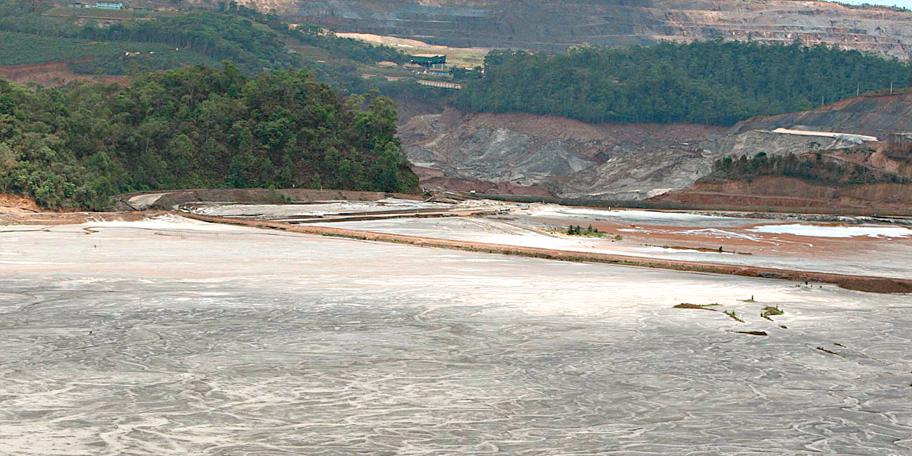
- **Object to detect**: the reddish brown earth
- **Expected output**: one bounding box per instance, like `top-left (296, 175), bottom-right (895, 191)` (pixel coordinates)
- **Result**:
top-left (652, 176), bottom-right (912, 216)
top-left (0, 62), bottom-right (127, 87)
top-left (0, 210), bottom-right (157, 226)
top-left (0, 193), bottom-right (40, 214)
top-left (523, 213), bottom-right (906, 267)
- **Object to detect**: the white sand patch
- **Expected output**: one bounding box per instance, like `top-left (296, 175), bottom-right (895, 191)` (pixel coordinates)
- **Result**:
top-left (84, 214), bottom-right (244, 232)
top-left (750, 224), bottom-right (912, 238)
top-left (189, 198), bottom-right (450, 218)
top-left (529, 206), bottom-right (733, 223)
top-left (680, 228), bottom-right (762, 241)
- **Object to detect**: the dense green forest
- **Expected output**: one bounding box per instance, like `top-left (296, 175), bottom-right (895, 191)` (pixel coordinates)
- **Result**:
top-left (708, 152), bottom-right (909, 185)
top-left (0, 64), bottom-right (417, 209)
top-left (457, 42), bottom-right (912, 125)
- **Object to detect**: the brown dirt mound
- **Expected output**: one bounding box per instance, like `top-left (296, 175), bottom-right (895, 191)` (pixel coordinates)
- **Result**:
top-left (652, 176), bottom-right (912, 216)
top-left (0, 193), bottom-right (40, 213)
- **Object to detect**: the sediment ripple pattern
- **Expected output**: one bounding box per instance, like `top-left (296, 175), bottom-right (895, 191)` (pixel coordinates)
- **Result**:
top-left (0, 223), bottom-right (910, 454)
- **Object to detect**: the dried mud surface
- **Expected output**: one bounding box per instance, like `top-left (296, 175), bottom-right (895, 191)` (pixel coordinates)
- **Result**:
top-left (1, 217), bottom-right (911, 454)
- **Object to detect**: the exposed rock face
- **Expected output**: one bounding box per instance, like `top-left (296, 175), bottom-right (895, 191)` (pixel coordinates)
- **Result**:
top-left (243, 0), bottom-right (912, 59)
top-left (553, 147), bottom-right (719, 200)
top-left (399, 109), bottom-right (727, 198)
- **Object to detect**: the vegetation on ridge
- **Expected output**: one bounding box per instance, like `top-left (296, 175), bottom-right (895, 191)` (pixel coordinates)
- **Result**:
top-left (708, 152), bottom-right (910, 186)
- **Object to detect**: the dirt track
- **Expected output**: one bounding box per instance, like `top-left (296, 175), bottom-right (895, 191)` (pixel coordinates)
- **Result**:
top-left (184, 213), bottom-right (912, 294)
top-left (0, 62), bottom-right (127, 87)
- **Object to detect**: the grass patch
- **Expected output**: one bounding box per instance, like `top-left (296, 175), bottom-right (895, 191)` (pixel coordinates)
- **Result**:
top-left (674, 303), bottom-right (720, 310)
top-left (0, 31), bottom-right (211, 71)
top-left (760, 306), bottom-right (784, 320)
top-left (45, 6), bottom-right (141, 20)
top-left (0, 31), bottom-right (119, 65)
top-left (724, 310), bottom-right (745, 323)
top-left (566, 224), bottom-right (606, 238)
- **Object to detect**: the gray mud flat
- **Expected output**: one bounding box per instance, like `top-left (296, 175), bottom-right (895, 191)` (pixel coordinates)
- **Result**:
top-left (0, 218), bottom-right (910, 455)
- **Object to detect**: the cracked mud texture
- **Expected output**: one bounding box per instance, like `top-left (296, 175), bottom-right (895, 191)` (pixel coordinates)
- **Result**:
top-left (1, 218), bottom-right (911, 454)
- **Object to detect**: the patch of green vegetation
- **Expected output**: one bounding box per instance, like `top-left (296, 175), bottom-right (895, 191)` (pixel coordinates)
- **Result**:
top-left (761, 306), bottom-right (784, 321)
top-left (78, 12), bottom-right (299, 73)
top-left (724, 310), bottom-right (745, 323)
top-left (0, 29), bottom-right (214, 72)
top-left (71, 48), bottom-right (216, 75)
top-left (566, 224), bottom-right (604, 237)
top-left (674, 303), bottom-right (720, 310)
top-left (45, 5), bottom-right (140, 20)
top-left (0, 64), bottom-right (417, 210)
top-left (740, 295), bottom-right (757, 303)
top-left (0, 31), bottom-right (120, 65)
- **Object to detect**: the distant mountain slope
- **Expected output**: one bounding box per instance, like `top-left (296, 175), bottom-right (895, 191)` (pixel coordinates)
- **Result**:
top-left (239, 0), bottom-right (912, 59)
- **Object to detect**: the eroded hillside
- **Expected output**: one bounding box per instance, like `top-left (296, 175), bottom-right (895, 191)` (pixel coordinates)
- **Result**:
top-left (400, 92), bottom-right (912, 201)
top-left (236, 0), bottom-right (912, 59)
top-left (399, 109), bottom-right (726, 198)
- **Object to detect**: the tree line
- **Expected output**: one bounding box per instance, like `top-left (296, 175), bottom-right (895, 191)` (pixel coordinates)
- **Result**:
top-left (0, 64), bottom-right (417, 209)
top-left (456, 41), bottom-right (912, 125)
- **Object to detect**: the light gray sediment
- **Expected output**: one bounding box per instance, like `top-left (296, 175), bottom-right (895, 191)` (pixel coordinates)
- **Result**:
top-left (0, 219), bottom-right (910, 454)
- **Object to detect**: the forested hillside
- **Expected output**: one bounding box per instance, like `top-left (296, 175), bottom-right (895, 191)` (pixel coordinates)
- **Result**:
top-left (0, 64), bottom-right (417, 209)
top-left (0, 0), bottom-right (410, 91)
top-left (457, 42), bottom-right (911, 125)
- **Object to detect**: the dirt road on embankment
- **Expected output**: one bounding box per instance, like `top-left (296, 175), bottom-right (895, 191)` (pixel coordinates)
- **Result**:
top-left (183, 213), bottom-right (912, 294)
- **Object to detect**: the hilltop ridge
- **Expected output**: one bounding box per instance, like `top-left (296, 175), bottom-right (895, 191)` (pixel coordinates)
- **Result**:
top-left (231, 0), bottom-right (912, 59)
